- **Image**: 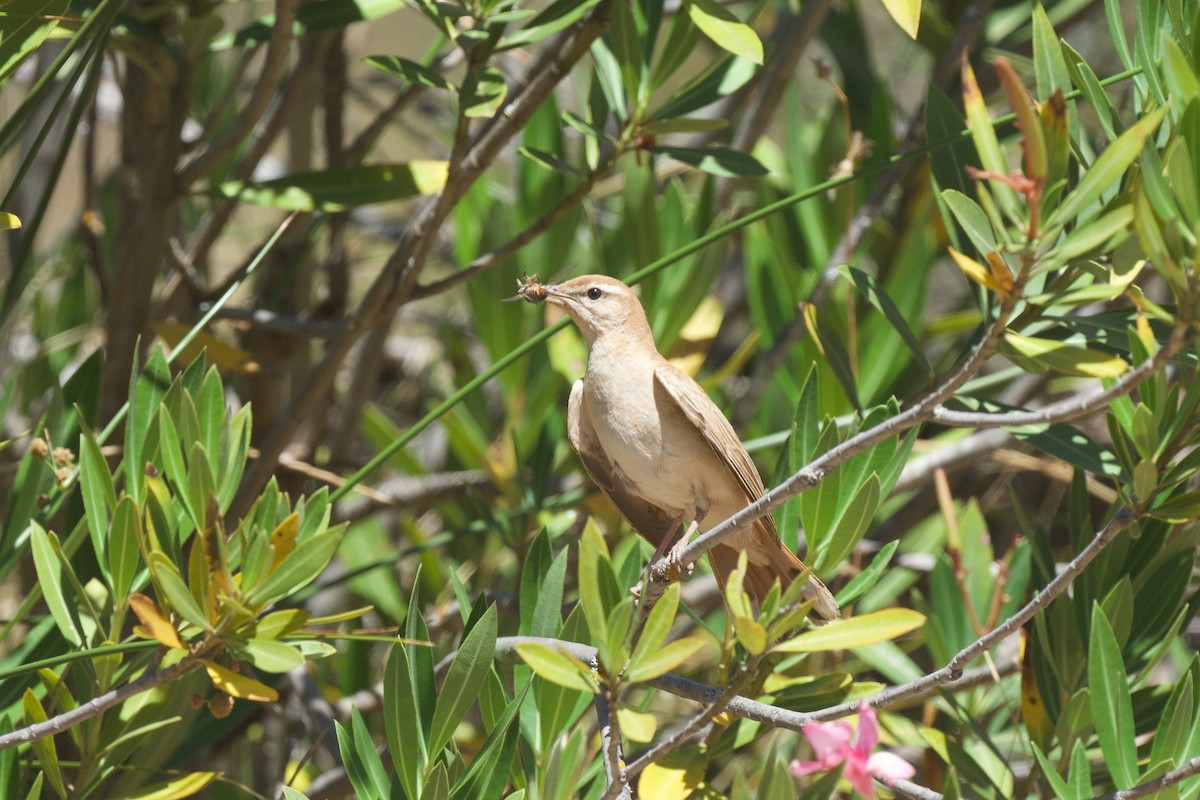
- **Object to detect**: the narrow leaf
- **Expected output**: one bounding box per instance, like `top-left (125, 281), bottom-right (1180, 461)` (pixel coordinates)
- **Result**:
top-left (774, 608), bottom-right (925, 653)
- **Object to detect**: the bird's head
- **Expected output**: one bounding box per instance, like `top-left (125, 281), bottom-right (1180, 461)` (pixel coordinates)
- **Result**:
top-left (542, 275), bottom-right (651, 346)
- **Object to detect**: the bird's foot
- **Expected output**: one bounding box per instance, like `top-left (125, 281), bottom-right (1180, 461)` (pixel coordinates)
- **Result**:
top-left (653, 521), bottom-right (698, 583)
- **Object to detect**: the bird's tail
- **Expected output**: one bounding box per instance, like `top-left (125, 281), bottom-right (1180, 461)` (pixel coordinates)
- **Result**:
top-left (708, 542), bottom-right (841, 622)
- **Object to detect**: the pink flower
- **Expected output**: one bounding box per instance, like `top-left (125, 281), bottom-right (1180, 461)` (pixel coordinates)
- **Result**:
top-left (790, 700), bottom-right (916, 799)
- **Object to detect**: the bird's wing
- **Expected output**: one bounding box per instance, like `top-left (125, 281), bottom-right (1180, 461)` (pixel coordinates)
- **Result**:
top-left (653, 362), bottom-right (769, 505)
top-left (567, 379), bottom-right (677, 547)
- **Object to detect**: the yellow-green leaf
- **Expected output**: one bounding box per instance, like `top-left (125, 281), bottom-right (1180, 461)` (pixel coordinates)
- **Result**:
top-left (0, 212), bottom-right (20, 230)
top-left (687, 0), bottom-right (762, 65)
top-left (515, 642), bottom-right (598, 693)
top-left (216, 162), bottom-right (449, 211)
top-left (204, 660), bottom-right (279, 702)
top-left (733, 614), bottom-right (767, 655)
top-left (124, 772), bottom-right (219, 800)
top-left (639, 751), bottom-right (705, 800)
top-left (625, 637), bottom-right (706, 682)
top-left (773, 608), bottom-right (925, 653)
top-left (879, 0), bottom-right (920, 38)
top-left (1002, 332), bottom-right (1129, 378)
top-left (617, 707), bottom-right (658, 743)
top-left (129, 593), bottom-right (185, 649)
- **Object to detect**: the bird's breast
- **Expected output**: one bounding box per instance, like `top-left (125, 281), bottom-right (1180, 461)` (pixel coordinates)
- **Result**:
top-left (583, 360), bottom-right (716, 519)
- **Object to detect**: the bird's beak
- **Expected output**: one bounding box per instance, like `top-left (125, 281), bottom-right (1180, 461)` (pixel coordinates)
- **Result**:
top-left (542, 285), bottom-right (572, 307)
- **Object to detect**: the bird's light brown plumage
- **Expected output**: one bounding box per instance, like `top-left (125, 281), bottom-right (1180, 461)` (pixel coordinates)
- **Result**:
top-left (529, 274), bottom-right (839, 621)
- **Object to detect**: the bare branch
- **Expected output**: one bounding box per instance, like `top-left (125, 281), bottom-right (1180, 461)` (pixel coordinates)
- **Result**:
top-left (597, 692), bottom-right (632, 800)
top-left (0, 651), bottom-right (202, 750)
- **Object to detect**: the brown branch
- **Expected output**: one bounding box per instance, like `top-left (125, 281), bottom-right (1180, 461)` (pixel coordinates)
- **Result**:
top-left (176, 0), bottom-right (300, 188)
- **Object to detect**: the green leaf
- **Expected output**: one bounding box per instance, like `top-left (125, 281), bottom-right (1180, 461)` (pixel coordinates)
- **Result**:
top-left (216, 163), bottom-right (448, 211)
top-left (578, 520), bottom-right (610, 645)
top-left (250, 524), bottom-right (346, 605)
top-left (816, 474), bottom-right (880, 573)
top-left (1049, 106), bottom-right (1167, 228)
top-left (652, 55), bottom-right (756, 119)
top-left (385, 643), bottom-right (427, 799)
top-left (365, 55), bottom-right (454, 90)
top-left (1030, 4), bottom-right (1070, 99)
top-left (652, 145), bottom-right (767, 177)
top-left (835, 540), bottom-right (899, 607)
top-left (429, 605), bottom-right (498, 756)
top-left (843, 267), bottom-right (933, 378)
top-left (449, 682), bottom-right (529, 799)
top-left (1089, 604), bottom-right (1137, 789)
top-left (686, 0), bottom-right (762, 63)
top-left (22, 689), bottom-right (66, 799)
top-left (110, 496), bottom-right (141, 601)
top-left (1149, 490), bottom-right (1200, 523)
top-left (77, 415), bottom-right (115, 583)
top-left (498, 0), bottom-right (603, 50)
top-left (515, 643), bottom-right (598, 693)
top-left (240, 639), bottom-right (305, 673)
top-left (941, 189), bottom-right (996, 255)
top-left (0, 212), bottom-right (20, 230)
top-left (460, 63), bottom-right (507, 118)
top-left (625, 637), bottom-right (706, 682)
top-left (337, 708), bottom-right (392, 800)
top-left (0, 0), bottom-right (69, 83)
top-left (30, 522), bottom-right (81, 646)
top-left (628, 583), bottom-right (680, 676)
top-left (126, 347), bottom-right (170, 505)
top-left (879, 0), bottom-right (919, 37)
top-left (217, 0), bottom-right (410, 48)
top-left (774, 608), bottom-right (925, 653)
top-left (148, 553), bottom-right (210, 632)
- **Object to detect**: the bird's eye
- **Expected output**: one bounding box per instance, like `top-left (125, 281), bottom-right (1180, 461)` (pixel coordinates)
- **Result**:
top-left (586, 287), bottom-right (603, 300)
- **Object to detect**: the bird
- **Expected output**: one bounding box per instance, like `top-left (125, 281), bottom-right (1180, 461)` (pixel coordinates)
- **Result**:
top-left (524, 273), bottom-right (839, 621)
